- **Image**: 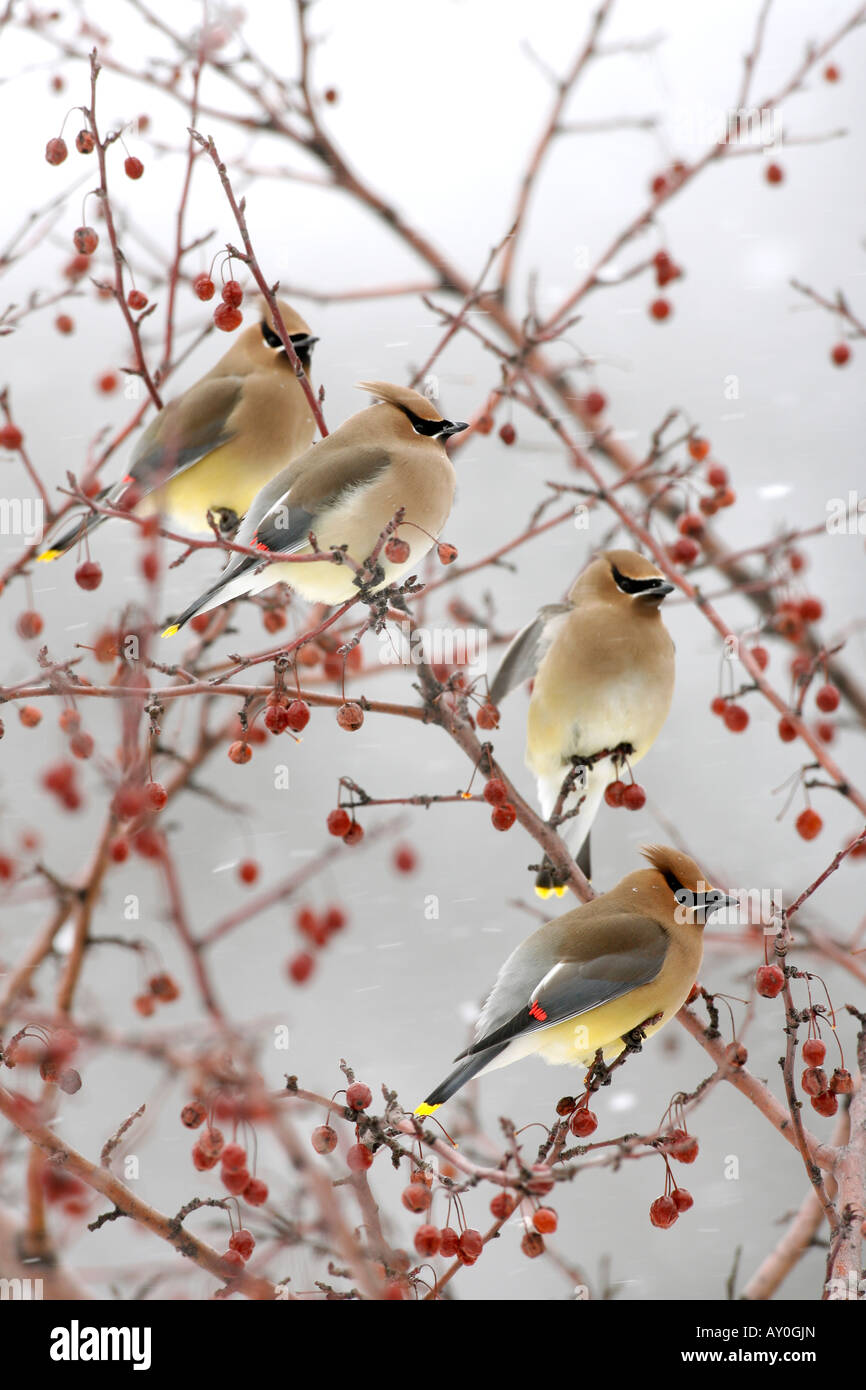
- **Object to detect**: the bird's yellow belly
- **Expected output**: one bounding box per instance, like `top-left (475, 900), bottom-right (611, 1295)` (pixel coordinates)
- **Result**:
top-left (137, 445), bottom-right (287, 535)
top-left (491, 985), bottom-right (672, 1073)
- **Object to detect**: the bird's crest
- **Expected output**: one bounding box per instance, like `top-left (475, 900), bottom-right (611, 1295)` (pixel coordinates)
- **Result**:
top-left (356, 380), bottom-right (442, 421)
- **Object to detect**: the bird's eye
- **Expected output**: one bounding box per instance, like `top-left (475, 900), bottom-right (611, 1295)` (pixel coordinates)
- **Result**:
top-left (260, 322), bottom-right (283, 350)
top-left (611, 563), bottom-right (664, 596)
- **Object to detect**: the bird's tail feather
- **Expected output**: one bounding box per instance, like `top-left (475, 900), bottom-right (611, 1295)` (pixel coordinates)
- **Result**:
top-left (416, 1041), bottom-right (509, 1113)
top-left (37, 488), bottom-right (112, 561)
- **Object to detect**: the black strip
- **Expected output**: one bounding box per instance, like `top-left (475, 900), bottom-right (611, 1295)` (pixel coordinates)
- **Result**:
top-left (402, 406), bottom-right (446, 437)
top-left (662, 867), bottom-right (686, 897)
top-left (611, 563), bottom-right (664, 595)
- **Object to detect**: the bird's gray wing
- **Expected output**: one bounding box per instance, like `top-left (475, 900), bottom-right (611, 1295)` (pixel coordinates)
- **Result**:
top-left (488, 603), bottom-right (571, 705)
top-left (121, 377), bottom-right (244, 497)
top-left (459, 915), bottom-right (668, 1058)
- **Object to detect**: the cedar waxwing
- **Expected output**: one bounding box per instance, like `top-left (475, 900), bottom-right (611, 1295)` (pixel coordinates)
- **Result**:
top-left (489, 549), bottom-right (675, 896)
top-left (416, 845), bottom-right (735, 1114)
top-left (37, 298), bottom-right (319, 559)
top-left (161, 381), bottom-right (467, 636)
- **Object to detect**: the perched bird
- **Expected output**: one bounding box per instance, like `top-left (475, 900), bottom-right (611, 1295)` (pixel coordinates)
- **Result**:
top-left (489, 548), bottom-right (676, 895)
top-left (161, 381), bottom-right (467, 636)
top-left (416, 845), bottom-right (734, 1114)
top-left (37, 298), bottom-right (319, 559)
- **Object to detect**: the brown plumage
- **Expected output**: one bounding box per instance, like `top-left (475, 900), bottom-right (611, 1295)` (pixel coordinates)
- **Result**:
top-left (163, 381), bottom-right (467, 635)
top-left (489, 548), bottom-right (676, 894)
top-left (38, 297), bottom-right (318, 558)
top-left (416, 845), bottom-right (735, 1113)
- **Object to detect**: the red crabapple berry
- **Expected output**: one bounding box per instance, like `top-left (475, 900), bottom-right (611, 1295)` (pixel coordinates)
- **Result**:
top-left (824, 63), bottom-right (840, 81)
top-left (237, 859), bottom-right (259, 885)
top-left (439, 1227), bottom-right (459, 1257)
top-left (533, 1207), bottom-right (557, 1234)
top-left (483, 778), bottom-right (508, 805)
top-left (394, 845), bottom-right (416, 873)
top-left (0, 423), bottom-right (23, 450)
top-left (491, 803), bottom-right (516, 831)
top-left (799, 597), bottom-right (823, 623)
top-left (221, 1166), bottom-right (251, 1196)
top-left (243, 1178), bottom-right (268, 1205)
top-left (672, 1188), bottom-right (694, 1213)
top-left (402, 1184), bottom-right (431, 1213)
top-left (181, 1101), bottom-right (207, 1128)
top-left (764, 162), bottom-right (784, 184)
top-left (191, 1144), bottom-right (218, 1171)
top-left (214, 303), bottom-right (242, 332)
top-left (228, 741), bottom-right (252, 764)
top-left (312, 1125), bottom-right (337, 1154)
top-left (584, 390), bottom-right (607, 416)
top-left (677, 512), bottom-right (704, 538)
top-left (475, 414), bottom-right (494, 435)
top-left (75, 560), bottom-right (102, 591)
top-left (437, 542), bottom-right (458, 564)
top-left (778, 716), bottom-right (797, 743)
top-left (221, 1143), bottom-right (247, 1172)
top-left (458, 1229), bottom-right (483, 1260)
top-left (570, 1107), bottom-right (598, 1137)
top-left (499, 422), bottom-right (516, 445)
top-left (815, 684), bottom-right (839, 713)
top-left (145, 781), bottom-right (167, 811)
top-left (384, 537), bottom-right (410, 563)
top-left (622, 783), bottom-right (646, 811)
top-left (346, 1143), bottom-right (373, 1172)
top-left (98, 372), bottom-right (119, 393)
top-left (221, 279), bottom-right (243, 307)
top-left (46, 137), bottom-right (68, 165)
top-left (755, 964), bottom-right (784, 998)
top-left (802, 1039), bottom-right (826, 1067)
top-left (476, 702), bottom-right (499, 729)
top-left (604, 779), bottom-right (626, 807)
top-left (801, 1067), bottom-right (828, 1097)
top-left (110, 837), bottom-right (129, 862)
top-left (75, 130), bottom-right (94, 154)
top-left (750, 646), bottom-right (769, 671)
top-left (414, 1224), bottom-right (441, 1257)
top-left (124, 156), bottom-right (144, 179)
top-left (723, 704), bottom-right (749, 733)
top-left (556, 1096), bottom-right (577, 1116)
top-left (69, 732), bottom-right (94, 760)
top-left (127, 289), bottom-right (147, 310)
top-left (726, 1041), bottom-right (748, 1067)
top-left (669, 537), bottom-right (699, 565)
top-left (649, 298), bottom-right (671, 321)
top-left (288, 952), bottom-right (315, 984)
top-left (830, 1068), bottom-right (853, 1095)
top-left (264, 704), bottom-right (289, 734)
top-left (710, 696), bottom-right (727, 717)
top-left (229, 1229), bottom-right (255, 1261)
top-left (326, 808), bottom-right (351, 837)
top-left (521, 1231), bottom-right (545, 1258)
top-left (73, 226), bottom-right (98, 255)
top-left (649, 1195), bottom-right (678, 1229)
top-left (336, 701), bottom-right (364, 731)
top-left (19, 706), bottom-right (42, 728)
top-left (193, 274), bottom-right (215, 301)
top-left (149, 972), bottom-right (179, 1001)
top-left (199, 1127), bottom-right (225, 1159)
top-left (490, 1192), bottom-right (517, 1219)
top-left (16, 611), bottom-right (43, 639)
top-left (688, 438), bottom-right (710, 461)
top-left (668, 1130), bottom-right (699, 1163)
top-left (343, 821), bottom-right (364, 845)
top-left (811, 1092), bottom-right (838, 1117)
top-left (526, 1166), bottom-right (554, 1195)
top-left (795, 808), bottom-right (823, 841)
top-left (831, 343), bottom-right (851, 367)
top-left (263, 609), bottom-right (287, 633)
top-left (221, 1249), bottom-right (244, 1273)
top-left (346, 1082), bottom-right (372, 1111)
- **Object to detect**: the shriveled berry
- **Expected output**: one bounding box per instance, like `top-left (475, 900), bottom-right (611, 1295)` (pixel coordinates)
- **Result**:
top-left (221, 1166), bottom-right (251, 1195)
top-left (312, 1125), bottom-right (337, 1154)
top-left (336, 701), bottom-right (364, 731)
top-left (672, 1188), bottom-right (694, 1213)
top-left (649, 1195), bottom-right (678, 1228)
top-left (439, 1227), bottom-right (459, 1257)
top-left (476, 702), bottom-right (499, 730)
top-left (521, 1231), bottom-right (545, 1258)
top-left (811, 1091), bottom-right (838, 1117)
top-left (222, 1143), bottom-right (247, 1172)
top-left (829, 1067), bottom-right (853, 1095)
top-left (73, 226), bottom-right (98, 255)
top-left (69, 731), bottom-right (94, 760)
top-left (490, 1192), bottom-right (517, 1219)
top-left (801, 1067), bottom-right (828, 1097)
top-left (181, 1101), bottom-right (207, 1129)
top-left (149, 972), bottom-right (179, 1001)
top-left (192, 1143), bottom-right (219, 1171)
top-left (127, 289), bottom-right (148, 311)
top-left (46, 136), bottom-right (68, 165)
top-left (145, 781), bottom-right (167, 811)
top-left (668, 1129), bottom-right (699, 1164)
top-left (384, 536), bottom-right (410, 563)
top-left (437, 542), bottom-right (458, 564)
top-left (756, 964), bottom-right (784, 998)
top-left (491, 802), bottom-right (516, 831)
top-left (458, 1229), bottom-right (483, 1260)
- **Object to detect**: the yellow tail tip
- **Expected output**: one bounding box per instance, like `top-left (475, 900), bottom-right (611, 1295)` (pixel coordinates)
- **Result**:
top-left (414, 1102), bottom-right (441, 1117)
top-left (161, 624), bottom-right (180, 638)
top-left (535, 884), bottom-right (552, 900)
top-left (37, 549), bottom-right (60, 562)
top-left (553, 885), bottom-right (567, 898)
top-left (535, 882), bottom-right (568, 901)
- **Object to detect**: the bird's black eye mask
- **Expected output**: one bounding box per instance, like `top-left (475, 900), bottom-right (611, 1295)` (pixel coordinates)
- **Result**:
top-left (260, 321), bottom-right (317, 367)
top-left (399, 406), bottom-right (468, 439)
top-left (611, 563), bottom-right (666, 596)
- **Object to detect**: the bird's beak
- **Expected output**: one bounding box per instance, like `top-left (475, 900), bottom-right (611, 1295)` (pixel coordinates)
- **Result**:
top-left (702, 890), bottom-right (739, 917)
top-left (639, 582), bottom-right (675, 603)
top-left (440, 420), bottom-right (470, 437)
